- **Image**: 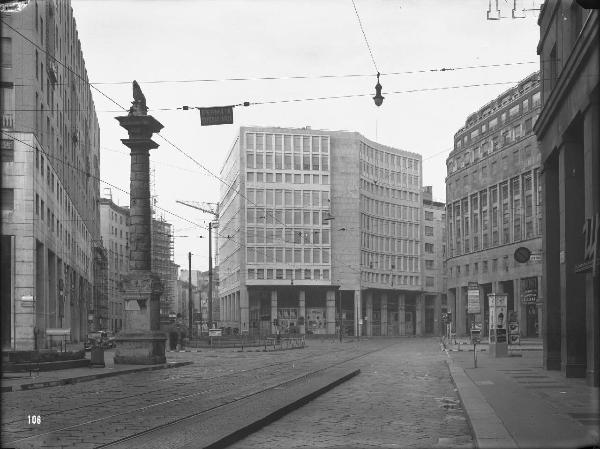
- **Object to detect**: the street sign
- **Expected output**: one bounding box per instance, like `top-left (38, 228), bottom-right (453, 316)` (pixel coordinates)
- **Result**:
top-left (530, 254), bottom-right (542, 262)
top-left (199, 106), bottom-right (234, 126)
top-left (514, 246), bottom-right (531, 263)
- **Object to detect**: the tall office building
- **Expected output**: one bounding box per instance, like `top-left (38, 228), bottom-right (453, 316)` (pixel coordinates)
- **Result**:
top-left (445, 72), bottom-right (543, 338)
top-left (534, 2), bottom-right (599, 385)
top-left (218, 126), bottom-right (432, 337)
top-left (1, 1), bottom-right (101, 349)
top-left (421, 186), bottom-right (447, 336)
top-left (99, 194), bottom-right (129, 333)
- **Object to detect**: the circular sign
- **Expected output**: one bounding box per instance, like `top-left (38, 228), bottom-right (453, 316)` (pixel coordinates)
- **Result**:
top-left (514, 246), bottom-right (531, 263)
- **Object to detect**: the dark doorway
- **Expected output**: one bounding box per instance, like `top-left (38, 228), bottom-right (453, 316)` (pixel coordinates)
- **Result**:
top-left (1, 236), bottom-right (12, 349)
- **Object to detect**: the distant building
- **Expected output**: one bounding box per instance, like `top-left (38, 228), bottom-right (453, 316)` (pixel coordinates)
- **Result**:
top-left (218, 126), bottom-right (424, 337)
top-left (151, 217), bottom-right (178, 323)
top-left (1, 1), bottom-right (101, 349)
top-left (445, 72), bottom-right (543, 338)
top-left (534, 2), bottom-right (599, 385)
top-left (99, 195), bottom-right (130, 333)
top-left (421, 186), bottom-right (447, 336)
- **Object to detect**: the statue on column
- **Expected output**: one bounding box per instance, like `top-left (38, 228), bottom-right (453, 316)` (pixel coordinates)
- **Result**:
top-left (129, 80), bottom-right (148, 116)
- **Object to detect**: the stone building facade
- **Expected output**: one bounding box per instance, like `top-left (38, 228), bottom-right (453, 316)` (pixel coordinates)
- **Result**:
top-left (1, 1), bottom-right (100, 349)
top-left (218, 126), bottom-right (434, 337)
top-left (99, 196), bottom-right (129, 333)
top-left (534, 1), bottom-right (599, 386)
top-left (421, 186), bottom-right (447, 336)
top-left (445, 72), bottom-right (543, 338)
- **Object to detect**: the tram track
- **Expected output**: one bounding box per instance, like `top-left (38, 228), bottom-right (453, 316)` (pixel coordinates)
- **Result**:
top-left (5, 341), bottom-right (398, 447)
top-left (1, 346), bottom-right (343, 427)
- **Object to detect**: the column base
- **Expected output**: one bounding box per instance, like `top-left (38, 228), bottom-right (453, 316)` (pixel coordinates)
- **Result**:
top-left (114, 331), bottom-right (167, 365)
top-left (586, 369), bottom-right (600, 387)
top-left (563, 363), bottom-right (586, 378)
top-left (489, 343), bottom-right (508, 358)
top-left (544, 351), bottom-right (562, 370)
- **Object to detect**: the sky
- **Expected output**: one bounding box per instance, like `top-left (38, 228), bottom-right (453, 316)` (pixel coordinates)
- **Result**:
top-left (70, 0), bottom-right (542, 272)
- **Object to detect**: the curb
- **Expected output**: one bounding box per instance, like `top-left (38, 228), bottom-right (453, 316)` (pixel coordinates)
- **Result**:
top-left (445, 359), bottom-right (517, 449)
top-left (2, 361), bottom-right (193, 392)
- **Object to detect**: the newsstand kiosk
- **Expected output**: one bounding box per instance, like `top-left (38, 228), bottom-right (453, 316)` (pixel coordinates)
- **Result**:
top-left (488, 293), bottom-right (508, 357)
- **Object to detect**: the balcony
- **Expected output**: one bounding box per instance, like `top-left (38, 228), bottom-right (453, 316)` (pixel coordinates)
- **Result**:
top-left (1, 112), bottom-right (13, 130)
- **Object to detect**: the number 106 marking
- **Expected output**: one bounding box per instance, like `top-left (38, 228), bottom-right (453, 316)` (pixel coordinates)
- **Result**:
top-left (28, 415), bottom-right (41, 424)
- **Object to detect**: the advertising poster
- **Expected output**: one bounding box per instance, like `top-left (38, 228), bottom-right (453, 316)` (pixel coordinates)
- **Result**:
top-left (467, 282), bottom-right (481, 314)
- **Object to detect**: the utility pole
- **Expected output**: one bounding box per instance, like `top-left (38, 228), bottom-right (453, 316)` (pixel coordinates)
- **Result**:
top-left (208, 222), bottom-right (213, 329)
top-left (176, 200), bottom-right (219, 331)
top-left (188, 252), bottom-right (193, 337)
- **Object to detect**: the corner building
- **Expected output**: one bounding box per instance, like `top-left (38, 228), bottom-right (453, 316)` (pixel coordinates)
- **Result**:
top-left (534, 1), bottom-right (599, 385)
top-left (218, 126), bottom-right (435, 337)
top-left (1, 1), bottom-right (101, 349)
top-left (445, 72), bottom-right (543, 338)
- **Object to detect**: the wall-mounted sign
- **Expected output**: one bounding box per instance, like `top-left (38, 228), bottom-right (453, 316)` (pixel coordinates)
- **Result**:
top-left (576, 213), bottom-right (599, 276)
top-left (514, 246), bottom-right (531, 263)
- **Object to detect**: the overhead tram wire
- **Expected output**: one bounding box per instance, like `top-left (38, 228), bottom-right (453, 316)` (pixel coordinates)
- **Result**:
top-left (351, 0), bottom-right (380, 74)
top-left (2, 17), bottom-right (527, 278)
top-left (86, 61), bottom-right (539, 86)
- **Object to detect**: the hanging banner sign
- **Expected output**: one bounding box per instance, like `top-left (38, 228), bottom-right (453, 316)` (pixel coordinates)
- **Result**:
top-left (199, 106), bottom-right (234, 126)
top-left (467, 282), bottom-right (480, 314)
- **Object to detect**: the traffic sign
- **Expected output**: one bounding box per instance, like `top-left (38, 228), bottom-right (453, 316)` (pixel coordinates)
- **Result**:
top-left (199, 106), bottom-right (234, 126)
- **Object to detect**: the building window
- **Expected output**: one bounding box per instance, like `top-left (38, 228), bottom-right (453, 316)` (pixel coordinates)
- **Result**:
top-left (425, 259), bottom-right (434, 270)
top-left (1, 37), bottom-right (11, 68)
top-left (425, 276), bottom-right (434, 287)
top-left (1, 188), bottom-right (14, 211)
top-left (425, 226), bottom-right (434, 236)
top-left (1, 139), bottom-right (14, 162)
top-left (424, 243), bottom-right (434, 253)
top-left (424, 211), bottom-right (433, 221)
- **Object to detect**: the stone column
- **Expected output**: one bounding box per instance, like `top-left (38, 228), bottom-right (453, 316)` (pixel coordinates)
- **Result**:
top-left (298, 290), bottom-right (306, 334)
top-left (354, 290), bottom-right (361, 337)
top-left (381, 293), bottom-right (388, 336)
top-left (434, 294), bottom-right (442, 337)
top-left (416, 294), bottom-right (424, 336)
top-left (240, 287), bottom-right (249, 334)
top-left (398, 293), bottom-right (406, 336)
top-left (365, 292), bottom-right (373, 336)
top-left (559, 140), bottom-right (586, 378)
top-left (326, 290), bottom-right (336, 335)
top-left (114, 82), bottom-right (166, 365)
top-left (537, 275), bottom-right (543, 339)
top-left (270, 290), bottom-right (278, 334)
top-left (456, 286), bottom-right (465, 337)
top-left (513, 278), bottom-right (522, 335)
top-left (584, 99), bottom-right (599, 387)
top-left (447, 289), bottom-right (455, 334)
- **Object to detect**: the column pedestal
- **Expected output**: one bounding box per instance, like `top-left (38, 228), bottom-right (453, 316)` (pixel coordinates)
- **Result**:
top-left (114, 272), bottom-right (166, 365)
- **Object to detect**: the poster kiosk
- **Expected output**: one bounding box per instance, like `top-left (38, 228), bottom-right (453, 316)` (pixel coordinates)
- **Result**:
top-left (488, 293), bottom-right (508, 357)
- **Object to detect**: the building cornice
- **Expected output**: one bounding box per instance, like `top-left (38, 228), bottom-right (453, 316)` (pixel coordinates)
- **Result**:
top-left (535, 11), bottom-right (599, 144)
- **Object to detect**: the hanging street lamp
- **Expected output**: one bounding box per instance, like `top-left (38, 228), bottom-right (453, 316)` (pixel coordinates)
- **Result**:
top-left (373, 72), bottom-right (384, 107)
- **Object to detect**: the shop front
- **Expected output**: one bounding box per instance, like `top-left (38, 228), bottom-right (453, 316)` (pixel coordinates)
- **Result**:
top-left (520, 277), bottom-right (539, 337)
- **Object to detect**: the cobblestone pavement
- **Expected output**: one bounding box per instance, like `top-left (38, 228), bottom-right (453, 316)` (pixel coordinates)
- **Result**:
top-left (232, 338), bottom-right (473, 449)
top-left (1, 339), bottom-right (402, 448)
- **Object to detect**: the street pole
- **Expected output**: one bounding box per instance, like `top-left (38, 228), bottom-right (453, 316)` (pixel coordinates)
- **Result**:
top-left (208, 222), bottom-right (213, 330)
top-left (188, 252), bottom-right (193, 338)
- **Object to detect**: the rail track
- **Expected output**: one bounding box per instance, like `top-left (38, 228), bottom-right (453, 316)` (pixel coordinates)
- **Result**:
top-left (4, 340), bottom-right (399, 448)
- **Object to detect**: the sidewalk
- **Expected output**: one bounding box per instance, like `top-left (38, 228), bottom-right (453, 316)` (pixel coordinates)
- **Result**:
top-left (1, 349), bottom-right (193, 392)
top-left (447, 346), bottom-right (599, 449)
top-left (445, 337), bottom-right (543, 353)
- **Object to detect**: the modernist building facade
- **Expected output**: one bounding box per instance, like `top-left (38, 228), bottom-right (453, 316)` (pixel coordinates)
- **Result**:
top-left (534, 1), bottom-right (599, 385)
top-left (445, 72), bottom-right (543, 338)
top-left (218, 126), bottom-right (443, 337)
top-left (99, 196), bottom-right (129, 333)
top-left (421, 186), bottom-right (448, 336)
top-left (1, 1), bottom-right (101, 349)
